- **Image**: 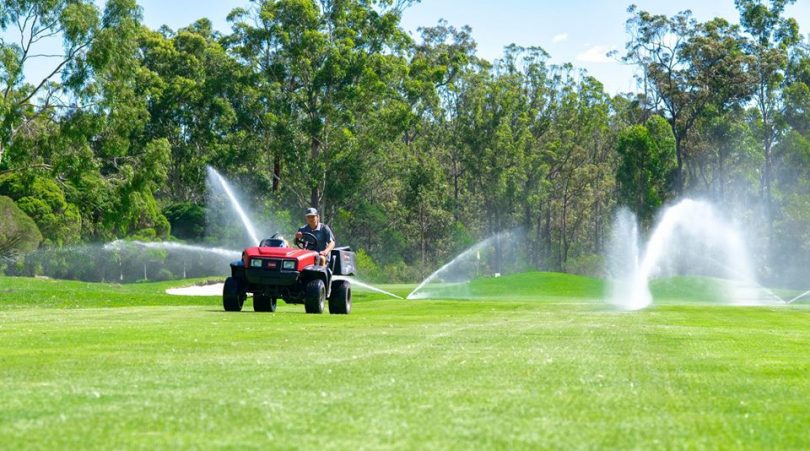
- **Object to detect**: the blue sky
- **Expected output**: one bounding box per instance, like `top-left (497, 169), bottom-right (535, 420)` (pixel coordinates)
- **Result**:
top-left (5, 0), bottom-right (810, 95)
top-left (399, 0), bottom-right (810, 93)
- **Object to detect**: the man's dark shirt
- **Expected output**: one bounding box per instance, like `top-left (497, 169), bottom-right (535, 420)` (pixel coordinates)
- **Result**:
top-left (298, 223), bottom-right (335, 252)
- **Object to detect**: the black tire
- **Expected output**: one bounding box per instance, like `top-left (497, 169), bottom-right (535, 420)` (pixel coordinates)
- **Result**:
top-left (253, 293), bottom-right (277, 312)
top-left (223, 277), bottom-right (246, 312)
top-left (304, 279), bottom-right (325, 314)
top-left (329, 280), bottom-right (351, 315)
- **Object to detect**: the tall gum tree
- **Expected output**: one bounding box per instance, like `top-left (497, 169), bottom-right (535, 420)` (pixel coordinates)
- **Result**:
top-left (735, 0), bottom-right (800, 244)
top-left (0, 0), bottom-right (101, 170)
top-left (226, 0), bottom-right (415, 216)
top-left (621, 6), bottom-right (753, 194)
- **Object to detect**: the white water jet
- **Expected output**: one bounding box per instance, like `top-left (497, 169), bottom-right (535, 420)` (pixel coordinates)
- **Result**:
top-left (786, 290), bottom-right (810, 304)
top-left (407, 230), bottom-right (521, 300)
top-left (206, 166), bottom-right (260, 245)
top-left (334, 276), bottom-right (403, 299)
top-left (104, 240), bottom-right (241, 260)
top-left (607, 208), bottom-right (641, 308)
top-left (607, 199), bottom-right (778, 310)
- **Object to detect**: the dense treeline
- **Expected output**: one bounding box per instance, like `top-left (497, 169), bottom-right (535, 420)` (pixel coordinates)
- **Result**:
top-left (1, 0), bottom-right (809, 283)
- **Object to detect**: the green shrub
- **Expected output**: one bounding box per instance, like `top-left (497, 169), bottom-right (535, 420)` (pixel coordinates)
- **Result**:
top-left (0, 196), bottom-right (43, 261)
top-left (163, 202), bottom-right (206, 240)
top-left (354, 249), bottom-right (379, 279)
top-left (0, 174), bottom-right (81, 245)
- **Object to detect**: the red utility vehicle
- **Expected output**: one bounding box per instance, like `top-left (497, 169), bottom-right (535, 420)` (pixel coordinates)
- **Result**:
top-left (223, 233), bottom-right (355, 314)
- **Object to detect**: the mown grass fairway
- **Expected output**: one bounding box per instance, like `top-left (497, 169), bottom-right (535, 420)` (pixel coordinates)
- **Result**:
top-left (1, 274), bottom-right (809, 449)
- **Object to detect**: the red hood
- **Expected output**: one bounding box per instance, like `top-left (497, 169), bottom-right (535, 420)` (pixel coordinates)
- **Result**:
top-left (242, 246), bottom-right (317, 270)
top-left (244, 247), bottom-right (314, 258)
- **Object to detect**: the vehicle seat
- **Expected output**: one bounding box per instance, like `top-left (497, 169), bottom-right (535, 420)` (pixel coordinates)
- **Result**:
top-left (259, 238), bottom-right (288, 248)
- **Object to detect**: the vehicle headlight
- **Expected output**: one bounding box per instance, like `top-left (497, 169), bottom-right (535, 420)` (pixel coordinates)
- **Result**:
top-left (282, 260), bottom-right (296, 270)
top-left (250, 258), bottom-right (263, 268)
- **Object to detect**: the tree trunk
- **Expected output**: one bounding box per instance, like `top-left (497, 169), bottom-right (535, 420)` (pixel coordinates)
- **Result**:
top-left (420, 206), bottom-right (426, 269)
top-left (494, 209), bottom-right (502, 275)
top-left (593, 196), bottom-right (601, 254)
top-left (544, 207), bottom-right (551, 267)
top-left (272, 153), bottom-right (281, 192)
top-left (452, 158), bottom-right (460, 221)
top-left (486, 206), bottom-right (501, 275)
top-left (762, 128), bottom-right (774, 249)
top-left (717, 148), bottom-right (726, 202)
top-left (523, 202), bottom-right (533, 266)
top-left (560, 197), bottom-right (567, 272)
top-left (674, 133), bottom-right (684, 195)
top-left (310, 187), bottom-right (320, 211)
top-left (310, 137), bottom-right (321, 209)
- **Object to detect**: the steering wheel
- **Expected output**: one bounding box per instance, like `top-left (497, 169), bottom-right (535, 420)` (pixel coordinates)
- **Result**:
top-left (294, 232), bottom-right (320, 251)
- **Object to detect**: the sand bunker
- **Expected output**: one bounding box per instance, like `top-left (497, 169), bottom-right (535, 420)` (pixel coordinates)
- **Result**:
top-left (166, 283), bottom-right (223, 296)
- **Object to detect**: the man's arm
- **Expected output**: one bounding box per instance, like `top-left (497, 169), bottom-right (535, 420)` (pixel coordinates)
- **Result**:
top-left (321, 225), bottom-right (336, 256)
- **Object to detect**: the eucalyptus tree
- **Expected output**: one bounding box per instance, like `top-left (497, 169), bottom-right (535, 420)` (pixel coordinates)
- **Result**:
top-left (764, 48), bottom-right (810, 281)
top-left (622, 7), bottom-right (753, 193)
top-left (456, 48), bottom-right (532, 237)
top-left (783, 49), bottom-right (810, 136)
top-left (138, 20), bottom-right (244, 203)
top-left (615, 115), bottom-right (676, 227)
top-left (734, 0), bottom-right (801, 241)
top-left (0, 0), bottom-right (170, 241)
top-left (0, 0), bottom-right (104, 169)
top-left (682, 101), bottom-right (761, 208)
top-left (46, 0), bottom-right (174, 240)
top-left (226, 0), bottom-right (415, 217)
top-left (405, 20), bottom-right (476, 218)
top-left (541, 70), bottom-right (613, 270)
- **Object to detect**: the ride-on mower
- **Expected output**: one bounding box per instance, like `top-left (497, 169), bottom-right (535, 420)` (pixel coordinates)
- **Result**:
top-left (223, 232), bottom-right (356, 314)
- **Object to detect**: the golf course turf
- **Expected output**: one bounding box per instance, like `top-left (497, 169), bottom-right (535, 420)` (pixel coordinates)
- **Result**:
top-left (1, 273), bottom-right (808, 449)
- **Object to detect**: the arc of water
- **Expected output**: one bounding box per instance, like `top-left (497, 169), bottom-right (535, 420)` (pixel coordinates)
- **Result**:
top-left (207, 166), bottom-right (260, 245)
top-left (786, 290), bottom-right (810, 304)
top-left (407, 230), bottom-right (515, 300)
top-left (616, 199), bottom-right (769, 310)
top-left (685, 253), bottom-right (787, 305)
top-left (105, 240), bottom-right (241, 259)
top-left (333, 276), bottom-right (403, 299)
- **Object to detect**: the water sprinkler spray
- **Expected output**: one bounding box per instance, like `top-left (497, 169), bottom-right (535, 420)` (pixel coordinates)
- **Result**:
top-left (206, 166), bottom-right (260, 245)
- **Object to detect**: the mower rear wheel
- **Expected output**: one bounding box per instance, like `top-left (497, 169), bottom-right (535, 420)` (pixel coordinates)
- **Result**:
top-left (304, 279), bottom-right (325, 314)
top-left (223, 277), bottom-right (246, 312)
top-left (253, 293), bottom-right (277, 312)
top-left (329, 280), bottom-right (351, 314)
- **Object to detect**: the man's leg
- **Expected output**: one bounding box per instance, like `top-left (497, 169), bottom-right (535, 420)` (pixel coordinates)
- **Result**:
top-left (322, 253), bottom-right (333, 267)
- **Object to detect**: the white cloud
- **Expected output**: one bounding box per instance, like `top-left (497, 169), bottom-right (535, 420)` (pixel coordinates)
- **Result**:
top-left (575, 45), bottom-right (616, 64)
top-left (552, 33), bottom-right (568, 44)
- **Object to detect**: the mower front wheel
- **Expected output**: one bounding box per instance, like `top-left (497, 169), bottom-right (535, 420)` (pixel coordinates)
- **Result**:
top-left (223, 277), bottom-right (246, 312)
top-left (329, 280), bottom-right (351, 314)
top-left (253, 293), bottom-right (277, 312)
top-left (304, 279), bottom-right (325, 314)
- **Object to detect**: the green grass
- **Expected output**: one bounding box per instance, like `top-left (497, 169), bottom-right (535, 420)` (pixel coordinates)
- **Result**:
top-left (469, 272), bottom-right (604, 299)
top-left (1, 274), bottom-right (809, 449)
top-left (0, 276), bottom-right (224, 309)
